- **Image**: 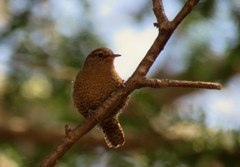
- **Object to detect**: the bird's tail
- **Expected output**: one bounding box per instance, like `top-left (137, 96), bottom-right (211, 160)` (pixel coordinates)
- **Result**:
top-left (99, 117), bottom-right (125, 148)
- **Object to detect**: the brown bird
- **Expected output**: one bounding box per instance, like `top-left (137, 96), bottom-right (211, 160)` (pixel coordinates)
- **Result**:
top-left (72, 48), bottom-right (128, 148)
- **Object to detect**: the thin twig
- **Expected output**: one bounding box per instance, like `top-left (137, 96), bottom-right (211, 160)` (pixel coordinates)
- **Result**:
top-left (138, 78), bottom-right (221, 90)
top-left (172, 0), bottom-right (200, 27)
top-left (152, 0), bottom-right (169, 25)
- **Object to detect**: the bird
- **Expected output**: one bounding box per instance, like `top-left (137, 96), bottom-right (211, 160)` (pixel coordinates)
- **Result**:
top-left (72, 48), bottom-right (128, 148)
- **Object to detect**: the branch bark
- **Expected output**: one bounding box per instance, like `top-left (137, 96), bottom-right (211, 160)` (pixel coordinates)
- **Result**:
top-left (40, 0), bottom-right (220, 166)
top-left (138, 78), bottom-right (221, 90)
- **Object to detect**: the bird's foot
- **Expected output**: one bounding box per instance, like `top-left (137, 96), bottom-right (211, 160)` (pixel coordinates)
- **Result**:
top-left (88, 109), bottom-right (101, 122)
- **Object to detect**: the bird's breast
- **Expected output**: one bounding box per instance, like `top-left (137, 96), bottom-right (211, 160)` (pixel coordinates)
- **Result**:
top-left (72, 71), bottom-right (123, 113)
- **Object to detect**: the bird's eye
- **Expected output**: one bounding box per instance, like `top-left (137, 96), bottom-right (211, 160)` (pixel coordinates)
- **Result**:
top-left (98, 53), bottom-right (104, 58)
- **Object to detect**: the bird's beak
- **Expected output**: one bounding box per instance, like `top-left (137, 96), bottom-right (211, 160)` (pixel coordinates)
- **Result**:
top-left (114, 54), bottom-right (121, 57)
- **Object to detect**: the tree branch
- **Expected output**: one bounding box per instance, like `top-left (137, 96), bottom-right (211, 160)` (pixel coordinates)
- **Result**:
top-left (134, 0), bottom-right (200, 77)
top-left (40, 119), bottom-right (97, 167)
top-left (40, 0), bottom-right (219, 166)
top-left (40, 88), bottom-right (132, 167)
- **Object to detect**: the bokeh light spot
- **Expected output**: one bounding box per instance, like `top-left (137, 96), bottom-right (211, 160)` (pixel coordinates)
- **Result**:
top-left (21, 74), bottom-right (52, 99)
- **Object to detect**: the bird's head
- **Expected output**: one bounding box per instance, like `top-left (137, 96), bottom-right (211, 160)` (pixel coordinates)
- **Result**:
top-left (83, 48), bottom-right (121, 69)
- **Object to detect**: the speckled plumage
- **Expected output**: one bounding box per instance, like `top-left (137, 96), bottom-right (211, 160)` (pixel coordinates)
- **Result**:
top-left (72, 48), bottom-right (128, 148)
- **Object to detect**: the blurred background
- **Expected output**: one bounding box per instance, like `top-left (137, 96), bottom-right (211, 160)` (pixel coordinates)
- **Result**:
top-left (0, 0), bottom-right (240, 166)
